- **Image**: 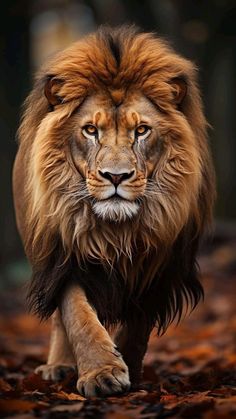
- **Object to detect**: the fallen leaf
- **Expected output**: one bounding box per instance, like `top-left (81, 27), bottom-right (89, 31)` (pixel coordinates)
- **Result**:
top-left (51, 391), bottom-right (85, 401)
top-left (0, 378), bottom-right (13, 392)
top-left (0, 399), bottom-right (38, 414)
top-left (22, 373), bottom-right (50, 393)
top-left (51, 402), bottom-right (84, 412)
top-left (180, 398), bottom-right (215, 417)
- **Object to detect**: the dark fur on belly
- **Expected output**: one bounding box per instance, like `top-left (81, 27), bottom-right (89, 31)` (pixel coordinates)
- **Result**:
top-left (27, 220), bottom-right (203, 334)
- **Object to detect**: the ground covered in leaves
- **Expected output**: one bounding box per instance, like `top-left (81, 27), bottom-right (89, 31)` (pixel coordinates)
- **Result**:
top-left (0, 231), bottom-right (236, 418)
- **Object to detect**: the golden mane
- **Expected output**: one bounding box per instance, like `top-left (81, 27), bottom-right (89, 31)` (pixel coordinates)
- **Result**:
top-left (16, 26), bottom-right (215, 332)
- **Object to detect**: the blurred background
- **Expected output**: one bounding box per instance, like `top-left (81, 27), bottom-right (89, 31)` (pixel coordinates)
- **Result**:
top-left (0, 0), bottom-right (236, 286)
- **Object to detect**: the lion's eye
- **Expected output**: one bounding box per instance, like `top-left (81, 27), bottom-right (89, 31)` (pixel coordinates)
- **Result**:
top-left (82, 124), bottom-right (98, 139)
top-left (135, 125), bottom-right (151, 140)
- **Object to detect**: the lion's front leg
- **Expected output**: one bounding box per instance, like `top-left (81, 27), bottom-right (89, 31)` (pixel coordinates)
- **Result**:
top-left (115, 319), bottom-right (153, 386)
top-left (60, 284), bottom-right (130, 397)
top-left (35, 309), bottom-right (76, 380)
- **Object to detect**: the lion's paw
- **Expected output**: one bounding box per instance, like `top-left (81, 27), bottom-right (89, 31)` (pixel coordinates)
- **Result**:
top-left (35, 364), bottom-right (76, 381)
top-left (77, 365), bottom-right (130, 397)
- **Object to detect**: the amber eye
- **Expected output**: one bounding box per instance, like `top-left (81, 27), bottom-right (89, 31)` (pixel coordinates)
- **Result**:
top-left (135, 125), bottom-right (151, 139)
top-left (82, 124), bottom-right (98, 139)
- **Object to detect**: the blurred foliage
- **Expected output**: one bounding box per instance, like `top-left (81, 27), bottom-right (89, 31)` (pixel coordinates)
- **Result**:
top-left (0, 0), bottom-right (236, 284)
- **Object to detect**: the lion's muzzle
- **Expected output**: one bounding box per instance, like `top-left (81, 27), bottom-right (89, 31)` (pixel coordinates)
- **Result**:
top-left (98, 169), bottom-right (135, 186)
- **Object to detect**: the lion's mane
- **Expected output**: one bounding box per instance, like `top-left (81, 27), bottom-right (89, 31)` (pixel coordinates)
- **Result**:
top-left (16, 26), bottom-right (215, 333)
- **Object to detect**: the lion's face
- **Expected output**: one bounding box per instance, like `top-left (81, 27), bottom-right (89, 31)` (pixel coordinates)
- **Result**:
top-left (70, 91), bottom-right (160, 221)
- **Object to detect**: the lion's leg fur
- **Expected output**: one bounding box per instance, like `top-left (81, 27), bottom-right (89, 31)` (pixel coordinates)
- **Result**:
top-left (35, 309), bottom-right (76, 380)
top-left (115, 321), bottom-right (153, 385)
top-left (60, 284), bottom-right (130, 397)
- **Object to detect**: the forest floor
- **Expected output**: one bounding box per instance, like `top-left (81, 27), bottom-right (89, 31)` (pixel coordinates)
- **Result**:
top-left (0, 230), bottom-right (236, 418)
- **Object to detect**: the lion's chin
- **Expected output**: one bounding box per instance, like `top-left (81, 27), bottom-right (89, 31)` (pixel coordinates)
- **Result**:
top-left (92, 198), bottom-right (140, 222)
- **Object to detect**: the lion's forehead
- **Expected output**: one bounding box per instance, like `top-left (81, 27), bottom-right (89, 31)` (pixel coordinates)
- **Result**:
top-left (78, 91), bottom-right (157, 131)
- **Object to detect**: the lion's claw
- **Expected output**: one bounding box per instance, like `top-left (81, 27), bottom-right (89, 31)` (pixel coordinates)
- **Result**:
top-left (35, 364), bottom-right (76, 381)
top-left (77, 365), bottom-right (130, 397)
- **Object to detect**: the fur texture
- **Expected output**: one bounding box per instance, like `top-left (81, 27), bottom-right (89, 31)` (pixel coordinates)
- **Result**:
top-left (14, 25), bottom-right (215, 335)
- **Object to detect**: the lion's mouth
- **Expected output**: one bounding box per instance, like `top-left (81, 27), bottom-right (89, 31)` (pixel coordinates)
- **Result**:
top-left (92, 195), bottom-right (140, 221)
top-left (102, 192), bottom-right (128, 201)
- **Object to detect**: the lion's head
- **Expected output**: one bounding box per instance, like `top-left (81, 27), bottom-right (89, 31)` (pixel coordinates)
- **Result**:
top-left (68, 92), bottom-right (148, 221)
top-left (17, 26), bottom-right (215, 329)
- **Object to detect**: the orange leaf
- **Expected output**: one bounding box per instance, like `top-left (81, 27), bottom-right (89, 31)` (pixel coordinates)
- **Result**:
top-left (0, 399), bottom-right (38, 414)
top-left (0, 378), bottom-right (13, 392)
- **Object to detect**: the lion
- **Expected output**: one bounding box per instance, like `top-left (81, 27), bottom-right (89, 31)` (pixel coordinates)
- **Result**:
top-left (13, 26), bottom-right (215, 397)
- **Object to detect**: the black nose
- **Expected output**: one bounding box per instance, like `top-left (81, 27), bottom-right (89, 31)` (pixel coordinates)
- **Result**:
top-left (99, 170), bottom-right (135, 186)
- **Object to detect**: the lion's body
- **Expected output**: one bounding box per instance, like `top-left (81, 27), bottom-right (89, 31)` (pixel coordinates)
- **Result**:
top-left (13, 26), bottom-right (215, 396)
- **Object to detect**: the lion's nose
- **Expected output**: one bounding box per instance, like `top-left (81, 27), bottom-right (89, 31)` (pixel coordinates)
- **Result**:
top-left (99, 170), bottom-right (135, 186)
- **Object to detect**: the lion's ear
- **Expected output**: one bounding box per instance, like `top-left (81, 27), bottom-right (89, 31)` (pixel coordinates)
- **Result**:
top-left (44, 76), bottom-right (64, 106)
top-left (170, 77), bottom-right (187, 105)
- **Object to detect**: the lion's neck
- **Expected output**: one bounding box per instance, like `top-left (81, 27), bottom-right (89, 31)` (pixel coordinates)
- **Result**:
top-left (69, 210), bottom-right (165, 292)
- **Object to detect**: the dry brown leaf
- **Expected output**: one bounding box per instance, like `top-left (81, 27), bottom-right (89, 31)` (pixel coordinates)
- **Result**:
top-left (22, 373), bottom-right (50, 393)
top-left (106, 406), bottom-right (155, 419)
top-left (163, 391), bottom-right (214, 410)
top-left (51, 402), bottom-right (84, 412)
top-left (51, 390), bottom-right (85, 401)
top-left (0, 399), bottom-right (38, 414)
top-left (215, 395), bottom-right (236, 405)
top-left (0, 377), bottom-right (13, 392)
top-left (160, 394), bottom-right (178, 403)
